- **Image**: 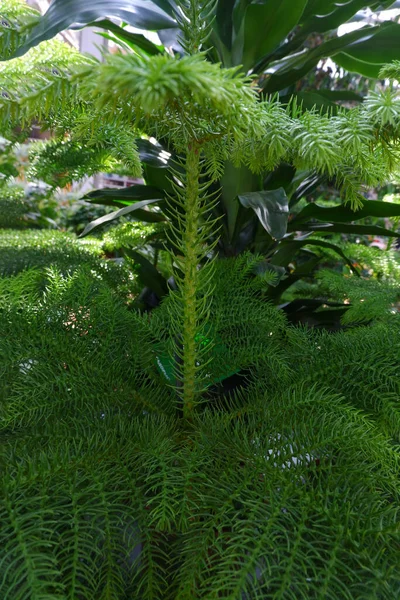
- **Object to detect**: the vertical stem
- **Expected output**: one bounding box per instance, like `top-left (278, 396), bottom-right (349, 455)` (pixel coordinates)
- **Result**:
top-left (182, 142), bottom-right (201, 419)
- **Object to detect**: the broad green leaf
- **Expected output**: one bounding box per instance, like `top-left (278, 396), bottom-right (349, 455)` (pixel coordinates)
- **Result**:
top-left (83, 185), bottom-right (167, 222)
top-left (333, 53), bottom-right (380, 78)
top-left (279, 298), bottom-right (346, 312)
top-left (221, 163), bottom-right (260, 240)
top-left (124, 248), bottom-right (168, 298)
top-left (264, 25), bottom-right (381, 93)
top-left (333, 22), bottom-right (400, 78)
top-left (13, 0), bottom-right (176, 58)
top-left (259, 0), bottom-right (372, 72)
top-left (281, 90), bottom-right (363, 113)
top-left (85, 199), bottom-right (166, 223)
top-left (214, 0), bottom-right (235, 52)
top-left (290, 223), bottom-right (399, 237)
top-left (240, 0), bottom-right (308, 71)
top-left (230, 208), bottom-right (259, 254)
top-left (157, 28), bottom-right (185, 54)
top-left (238, 188), bottom-right (289, 240)
top-left (143, 164), bottom-right (177, 196)
top-left (301, 0), bottom-right (356, 22)
top-left (93, 20), bottom-right (163, 55)
top-left (253, 220), bottom-right (274, 254)
top-left (316, 90), bottom-right (364, 103)
top-left (271, 238), bottom-right (358, 273)
top-left (250, 1), bottom-right (396, 75)
top-left (290, 173), bottom-right (324, 208)
top-left (137, 139), bottom-right (174, 168)
top-left (299, 0), bottom-right (395, 36)
top-left (266, 255), bottom-right (321, 299)
top-left (293, 199), bottom-right (400, 224)
top-left (263, 163), bottom-right (296, 192)
top-left (83, 185), bottom-right (165, 202)
top-left (303, 239), bottom-right (359, 275)
top-left (79, 198), bottom-right (162, 237)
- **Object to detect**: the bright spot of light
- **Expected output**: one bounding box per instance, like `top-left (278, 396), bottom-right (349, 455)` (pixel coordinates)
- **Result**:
top-left (337, 21), bottom-right (366, 36)
top-left (124, 26), bottom-right (161, 46)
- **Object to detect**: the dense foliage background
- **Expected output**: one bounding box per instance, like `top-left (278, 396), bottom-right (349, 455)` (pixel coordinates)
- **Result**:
top-left (2, 1), bottom-right (400, 598)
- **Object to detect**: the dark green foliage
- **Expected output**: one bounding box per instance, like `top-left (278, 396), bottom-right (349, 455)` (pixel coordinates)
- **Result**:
top-left (288, 320), bottom-right (400, 442)
top-left (0, 185), bottom-right (32, 228)
top-left (279, 242), bottom-right (400, 327)
top-left (0, 136), bottom-right (19, 185)
top-left (1, 256), bottom-right (400, 598)
top-left (0, 230), bottom-right (138, 299)
top-left (316, 269), bottom-right (398, 325)
top-left (27, 139), bottom-right (127, 188)
top-left (0, 181), bottom-right (56, 229)
top-left (0, 267), bottom-right (174, 429)
top-left (150, 255), bottom-right (289, 390)
top-left (2, 3), bottom-right (400, 597)
top-left (0, 267), bottom-right (176, 599)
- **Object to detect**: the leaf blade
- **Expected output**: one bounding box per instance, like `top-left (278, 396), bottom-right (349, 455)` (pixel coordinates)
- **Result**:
top-left (238, 188), bottom-right (289, 240)
top-left (293, 200), bottom-right (400, 224)
top-left (13, 0), bottom-right (176, 58)
top-left (124, 247), bottom-right (168, 298)
top-left (290, 222), bottom-right (399, 238)
top-left (79, 198), bottom-right (162, 237)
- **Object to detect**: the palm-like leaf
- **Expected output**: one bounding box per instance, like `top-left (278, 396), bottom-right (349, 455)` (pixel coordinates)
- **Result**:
top-left (12, 0), bottom-right (176, 58)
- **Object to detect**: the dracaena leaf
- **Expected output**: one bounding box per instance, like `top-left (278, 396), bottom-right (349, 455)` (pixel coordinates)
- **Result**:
top-left (13, 0), bottom-right (176, 58)
top-left (79, 198), bottom-right (162, 237)
top-left (238, 188), bottom-right (289, 240)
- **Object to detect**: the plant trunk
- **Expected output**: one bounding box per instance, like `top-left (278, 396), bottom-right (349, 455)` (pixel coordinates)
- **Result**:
top-left (181, 143), bottom-right (201, 419)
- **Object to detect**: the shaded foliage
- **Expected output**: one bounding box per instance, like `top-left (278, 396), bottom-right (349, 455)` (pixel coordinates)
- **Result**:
top-left (0, 256), bottom-right (400, 598)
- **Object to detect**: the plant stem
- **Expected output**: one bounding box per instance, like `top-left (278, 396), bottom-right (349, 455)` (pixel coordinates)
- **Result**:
top-left (182, 142), bottom-right (201, 419)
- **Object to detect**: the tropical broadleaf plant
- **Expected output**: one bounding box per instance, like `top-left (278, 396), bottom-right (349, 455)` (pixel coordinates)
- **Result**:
top-left (10, 0), bottom-right (400, 83)
top-left (210, 0), bottom-right (400, 80)
top-left (7, 0), bottom-right (176, 58)
top-left (6, 0), bottom-right (400, 303)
